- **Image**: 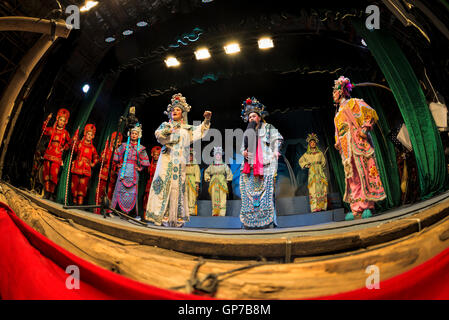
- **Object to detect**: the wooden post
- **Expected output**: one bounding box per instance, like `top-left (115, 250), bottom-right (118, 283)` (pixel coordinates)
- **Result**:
top-left (0, 17), bottom-right (71, 178)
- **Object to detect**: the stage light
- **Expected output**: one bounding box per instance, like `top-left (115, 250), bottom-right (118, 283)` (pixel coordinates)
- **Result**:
top-left (105, 37), bottom-right (116, 43)
top-left (258, 37), bottom-right (274, 49)
top-left (165, 57), bottom-right (180, 67)
top-left (224, 43), bottom-right (240, 55)
top-left (82, 84), bottom-right (90, 93)
top-left (137, 21), bottom-right (148, 27)
top-left (194, 48), bottom-right (211, 60)
top-left (122, 30), bottom-right (133, 36)
top-left (80, 1), bottom-right (98, 12)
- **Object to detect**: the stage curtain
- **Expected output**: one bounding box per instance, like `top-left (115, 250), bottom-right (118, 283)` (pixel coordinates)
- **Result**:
top-left (55, 79), bottom-right (106, 204)
top-left (353, 86), bottom-right (402, 211)
top-left (355, 22), bottom-right (447, 199)
top-left (2, 200), bottom-right (449, 299)
top-left (0, 201), bottom-right (208, 300)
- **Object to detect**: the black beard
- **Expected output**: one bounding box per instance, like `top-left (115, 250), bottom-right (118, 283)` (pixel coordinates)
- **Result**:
top-left (247, 121), bottom-right (257, 130)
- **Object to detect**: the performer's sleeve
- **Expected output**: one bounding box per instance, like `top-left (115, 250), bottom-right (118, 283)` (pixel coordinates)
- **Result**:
top-left (155, 122), bottom-right (178, 145)
top-left (334, 118), bottom-right (341, 150)
top-left (91, 147), bottom-right (100, 167)
top-left (204, 166), bottom-right (211, 182)
top-left (269, 125), bottom-right (284, 154)
top-left (139, 147), bottom-right (151, 167)
top-left (43, 124), bottom-right (52, 136)
top-left (299, 153), bottom-right (309, 169)
top-left (192, 120), bottom-right (211, 143)
top-left (195, 165), bottom-right (201, 184)
top-left (320, 151), bottom-right (326, 168)
top-left (225, 165), bottom-right (233, 181)
top-left (113, 144), bottom-right (124, 163)
top-left (64, 131), bottom-right (72, 151)
top-left (359, 100), bottom-right (379, 134)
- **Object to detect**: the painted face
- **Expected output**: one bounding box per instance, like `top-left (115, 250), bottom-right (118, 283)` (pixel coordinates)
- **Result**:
top-left (153, 151), bottom-right (160, 161)
top-left (215, 153), bottom-right (222, 161)
top-left (130, 130), bottom-right (139, 141)
top-left (57, 116), bottom-right (66, 128)
top-left (85, 131), bottom-right (94, 142)
top-left (333, 90), bottom-right (342, 104)
top-left (172, 107), bottom-right (183, 121)
top-left (309, 140), bottom-right (317, 148)
top-left (248, 112), bottom-right (261, 124)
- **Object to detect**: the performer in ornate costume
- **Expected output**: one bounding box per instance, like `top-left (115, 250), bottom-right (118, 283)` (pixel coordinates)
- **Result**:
top-left (42, 108), bottom-right (72, 200)
top-left (97, 132), bottom-right (123, 210)
top-left (111, 123), bottom-right (150, 218)
top-left (299, 133), bottom-right (328, 212)
top-left (70, 124), bottom-right (100, 205)
top-left (333, 76), bottom-right (386, 220)
top-left (145, 93), bottom-right (212, 227)
top-left (143, 146), bottom-right (161, 210)
top-left (185, 148), bottom-right (201, 216)
top-left (204, 146), bottom-right (233, 216)
top-left (239, 97), bottom-right (283, 229)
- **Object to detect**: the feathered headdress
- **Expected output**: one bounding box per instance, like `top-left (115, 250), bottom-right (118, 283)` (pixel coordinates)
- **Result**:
top-left (241, 97), bottom-right (268, 122)
top-left (164, 93), bottom-right (191, 123)
top-left (128, 122), bottom-right (143, 138)
top-left (213, 146), bottom-right (223, 156)
top-left (306, 133), bottom-right (319, 144)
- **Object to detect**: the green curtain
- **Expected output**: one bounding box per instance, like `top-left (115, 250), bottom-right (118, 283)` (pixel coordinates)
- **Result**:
top-left (86, 102), bottom-right (129, 206)
top-left (355, 22), bottom-right (447, 199)
top-left (353, 86), bottom-right (402, 210)
top-left (56, 79), bottom-right (106, 204)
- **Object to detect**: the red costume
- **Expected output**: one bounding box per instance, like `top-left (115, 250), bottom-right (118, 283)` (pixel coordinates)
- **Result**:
top-left (42, 108), bottom-right (72, 197)
top-left (70, 124), bottom-right (99, 205)
top-left (97, 132), bottom-right (123, 212)
top-left (143, 146), bottom-right (161, 209)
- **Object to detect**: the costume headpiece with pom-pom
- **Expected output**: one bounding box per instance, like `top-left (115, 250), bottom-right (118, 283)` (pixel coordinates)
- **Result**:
top-left (164, 93), bottom-right (191, 123)
top-left (241, 97), bottom-right (268, 122)
top-left (333, 76), bottom-right (354, 102)
top-left (306, 133), bottom-right (319, 144)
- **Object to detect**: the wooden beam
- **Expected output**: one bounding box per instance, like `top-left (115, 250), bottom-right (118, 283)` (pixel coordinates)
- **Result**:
top-left (0, 17), bottom-right (71, 38)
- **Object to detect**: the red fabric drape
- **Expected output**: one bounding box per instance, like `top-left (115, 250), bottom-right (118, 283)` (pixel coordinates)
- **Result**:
top-left (1, 200), bottom-right (449, 300)
top-left (0, 202), bottom-right (209, 300)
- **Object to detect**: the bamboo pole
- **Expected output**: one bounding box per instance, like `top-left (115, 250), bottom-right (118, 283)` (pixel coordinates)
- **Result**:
top-left (0, 17), bottom-right (71, 37)
top-left (0, 18), bottom-right (71, 178)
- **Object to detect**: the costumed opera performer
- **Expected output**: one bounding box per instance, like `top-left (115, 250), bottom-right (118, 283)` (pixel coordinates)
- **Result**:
top-left (333, 76), bottom-right (386, 220)
top-left (145, 93), bottom-right (212, 227)
top-left (299, 133), bottom-right (328, 212)
top-left (70, 124), bottom-right (100, 205)
top-left (204, 146), bottom-right (233, 216)
top-left (185, 148), bottom-right (201, 216)
top-left (41, 108), bottom-right (72, 201)
top-left (96, 131), bottom-right (123, 214)
top-left (143, 145), bottom-right (161, 210)
top-left (111, 123), bottom-right (150, 219)
top-left (239, 97), bottom-right (283, 229)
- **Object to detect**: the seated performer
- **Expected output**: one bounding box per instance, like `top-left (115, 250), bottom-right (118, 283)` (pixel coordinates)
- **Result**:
top-left (239, 97), bottom-right (283, 229)
top-left (70, 124), bottom-right (100, 205)
top-left (111, 123), bottom-right (150, 219)
top-left (185, 148), bottom-right (201, 216)
top-left (41, 108), bottom-right (72, 201)
top-left (299, 133), bottom-right (328, 212)
top-left (204, 146), bottom-right (233, 216)
top-left (145, 93), bottom-right (212, 227)
top-left (333, 76), bottom-right (386, 220)
top-left (96, 131), bottom-right (123, 214)
top-left (143, 146), bottom-right (161, 210)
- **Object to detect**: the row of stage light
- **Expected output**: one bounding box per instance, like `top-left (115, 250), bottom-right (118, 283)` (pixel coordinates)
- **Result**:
top-left (164, 37), bottom-right (274, 67)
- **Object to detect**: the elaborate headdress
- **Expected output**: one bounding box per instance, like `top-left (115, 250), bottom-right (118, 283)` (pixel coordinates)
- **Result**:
top-left (83, 124), bottom-right (96, 137)
top-left (164, 93), bottom-right (191, 123)
top-left (128, 122), bottom-right (143, 138)
top-left (55, 108), bottom-right (70, 128)
top-left (213, 146), bottom-right (223, 156)
top-left (151, 146), bottom-right (161, 155)
top-left (306, 133), bottom-right (319, 144)
top-left (241, 97), bottom-right (268, 122)
top-left (333, 76), bottom-right (354, 100)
